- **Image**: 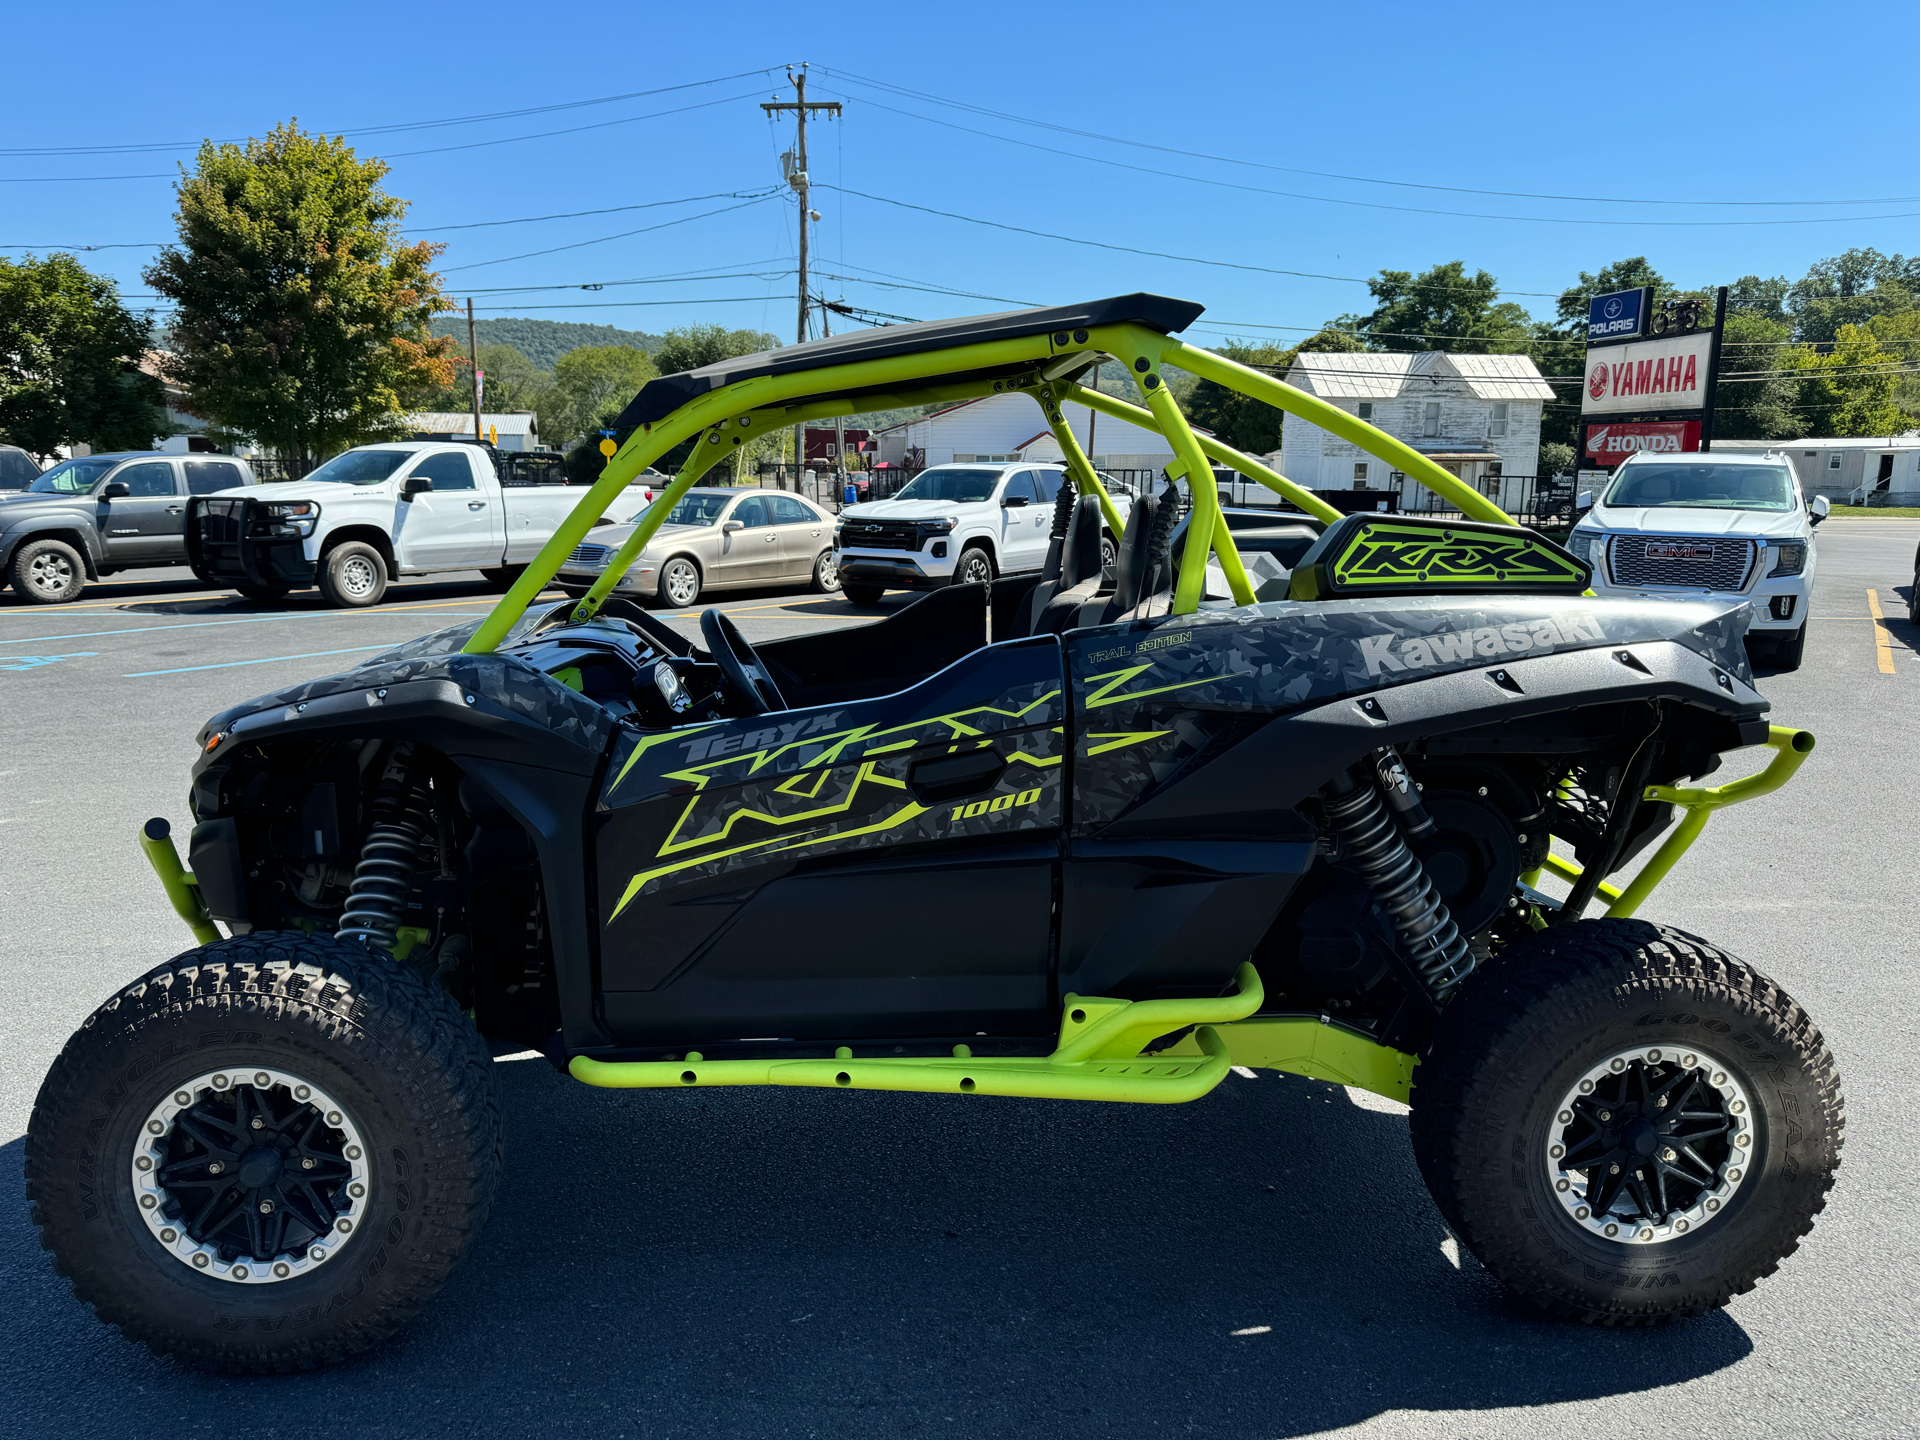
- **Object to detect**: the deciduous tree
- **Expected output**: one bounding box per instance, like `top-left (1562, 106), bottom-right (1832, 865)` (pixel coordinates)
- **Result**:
top-left (143, 121), bottom-right (455, 464)
top-left (1185, 331), bottom-right (1363, 457)
top-left (0, 253), bottom-right (163, 458)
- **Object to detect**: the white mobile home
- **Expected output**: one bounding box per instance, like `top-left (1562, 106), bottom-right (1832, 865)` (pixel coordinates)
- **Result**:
top-left (871, 391), bottom-right (1194, 475)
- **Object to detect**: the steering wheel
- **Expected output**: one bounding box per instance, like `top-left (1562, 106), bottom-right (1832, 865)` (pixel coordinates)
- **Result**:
top-left (699, 608), bottom-right (787, 716)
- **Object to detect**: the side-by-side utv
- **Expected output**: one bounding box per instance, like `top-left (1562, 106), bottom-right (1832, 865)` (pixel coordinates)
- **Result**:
top-left (28, 295), bottom-right (1842, 1372)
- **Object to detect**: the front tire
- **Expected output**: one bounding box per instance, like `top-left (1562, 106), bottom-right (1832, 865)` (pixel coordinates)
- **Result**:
top-left (479, 565), bottom-right (525, 592)
top-left (317, 542), bottom-right (388, 608)
top-left (842, 582), bottom-right (885, 606)
top-left (1410, 919), bottom-right (1841, 1325)
top-left (234, 583), bottom-right (290, 604)
top-left (951, 544), bottom-right (995, 588)
top-left (26, 933), bottom-right (501, 1372)
top-left (655, 555), bottom-right (701, 609)
top-left (10, 537), bottom-right (87, 604)
top-left (1772, 624), bottom-right (1807, 672)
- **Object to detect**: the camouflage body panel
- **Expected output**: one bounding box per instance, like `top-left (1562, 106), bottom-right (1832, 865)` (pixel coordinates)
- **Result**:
top-left (1068, 593), bottom-right (1752, 834)
top-left (596, 639), bottom-right (1064, 920)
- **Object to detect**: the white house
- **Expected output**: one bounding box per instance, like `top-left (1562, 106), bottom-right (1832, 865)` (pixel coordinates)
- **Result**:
top-left (1713, 434), bottom-right (1918, 504)
top-left (871, 390), bottom-right (1192, 475)
top-left (1278, 352), bottom-right (1557, 502)
top-left (406, 411), bottom-right (543, 452)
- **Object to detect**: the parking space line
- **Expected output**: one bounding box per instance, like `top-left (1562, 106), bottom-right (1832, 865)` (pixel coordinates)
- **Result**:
top-left (126, 644), bottom-right (395, 678)
top-left (0, 589), bottom-right (562, 621)
top-left (0, 612), bottom-right (489, 650)
top-left (1866, 589), bottom-right (1897, 673)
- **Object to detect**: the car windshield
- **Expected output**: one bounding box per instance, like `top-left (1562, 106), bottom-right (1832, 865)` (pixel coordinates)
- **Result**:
top-left (893, 468), bottom-right (1000, 503)
top-left (1605, 462), bottom-right (1795, 512)
top-left (28, 457), bottom-right (118, 494)
top-left (657, 493), bottom-right (730, 526)
top-left (301, 449), bottom-right (415, 485)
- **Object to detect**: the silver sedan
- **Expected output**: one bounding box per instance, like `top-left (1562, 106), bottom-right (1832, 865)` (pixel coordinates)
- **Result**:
top-left (556, 486), bottom-right (841, 609)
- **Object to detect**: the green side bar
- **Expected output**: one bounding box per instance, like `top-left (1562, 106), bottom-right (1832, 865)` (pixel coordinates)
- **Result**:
top-left (570, 964), bottom-right (1265, 1104)
top-left (1164, 339), bottom-right (1515, 526)
top-left (139, 817), bottom-right (221, 946)
top-left (1059, 381), bottom-right (1343, 525)
top-left (1156, 1017), bottom-right (1418, 1105)
top-left (1540, 726), bottom-right (1815, 919)
top-left (1034, 383), bottom-right (1126, 538)
top-left (574, 423), bottom-right (739, 620)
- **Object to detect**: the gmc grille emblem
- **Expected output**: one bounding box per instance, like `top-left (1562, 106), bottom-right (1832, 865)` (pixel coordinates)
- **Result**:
top-left (1645, 542), bottom-right (1715, 561)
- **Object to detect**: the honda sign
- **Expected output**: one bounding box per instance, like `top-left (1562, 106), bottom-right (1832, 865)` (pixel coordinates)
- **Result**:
top-left (1584, 419), bottom-right (1703, 467)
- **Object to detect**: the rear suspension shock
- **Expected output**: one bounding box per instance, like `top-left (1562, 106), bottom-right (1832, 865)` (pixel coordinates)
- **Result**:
top-left (1321, 747), bottom-right (1475, 1003)
top-left (335, 753), bottom-right (434, 952)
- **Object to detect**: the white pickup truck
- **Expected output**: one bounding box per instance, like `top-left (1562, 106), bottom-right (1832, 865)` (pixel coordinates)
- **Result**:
top-left (186, 441), bottom-right (653, 607)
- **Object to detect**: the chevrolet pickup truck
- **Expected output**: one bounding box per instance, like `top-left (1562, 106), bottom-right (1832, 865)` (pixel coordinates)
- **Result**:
top-left (187, 441), bottom-right (651, 608)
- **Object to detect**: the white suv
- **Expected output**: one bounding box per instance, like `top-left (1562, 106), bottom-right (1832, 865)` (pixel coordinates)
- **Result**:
top-left (835, 463), bottom-right (1129, 606)
top-left (1564, 450), bottom-right (1828, 671)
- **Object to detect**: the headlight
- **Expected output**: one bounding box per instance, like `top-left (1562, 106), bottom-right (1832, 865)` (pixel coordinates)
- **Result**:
top-left (1564, 529), bottom-right (1602, 568)
top-left (256, 500), bottom-right (318, 537)
top-left (1768, 542), bottom-right (1807, 577)
top-left (920, 516), bottom-right (959, 535)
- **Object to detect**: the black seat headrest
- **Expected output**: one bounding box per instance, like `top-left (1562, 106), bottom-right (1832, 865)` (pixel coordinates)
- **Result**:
top-left (1061, 497), bottom-right (1104, 588)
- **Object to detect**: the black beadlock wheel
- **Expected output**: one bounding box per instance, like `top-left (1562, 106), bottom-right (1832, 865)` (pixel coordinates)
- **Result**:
top-left (1410, 918), bottom-right (1842, 1325)
top-left (26, 933), bottom-right (501, 1372)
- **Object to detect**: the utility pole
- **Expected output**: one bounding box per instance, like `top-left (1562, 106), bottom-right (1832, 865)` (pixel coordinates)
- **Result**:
top-left (466, 298), bottom-right (483, 444)
top-left (1698, 285), bottom-right (1728, 453)
top-left (763, 64), bottom-right (840, 489)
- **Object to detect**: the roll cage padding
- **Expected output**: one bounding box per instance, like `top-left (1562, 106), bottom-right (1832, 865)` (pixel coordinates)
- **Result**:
top-left (614, 294), bottom-right (1206, 429)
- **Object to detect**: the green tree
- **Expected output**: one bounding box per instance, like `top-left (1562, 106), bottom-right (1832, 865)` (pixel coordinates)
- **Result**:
top-left (1537, 441), bottom-right (1575, 477)
top-left (543, 345), bottom-right (656, 451)
top-left (143, 121), bottom-right (455, 465)
top-left (653, 323), bottom-right (779, 375)
top-left (1185, 331), bottom-right (1363, 455)
top-left (1774, 322), bottom-right (1914, 436)
top-left (426, 342), bottom-right (550, 417)
top-left (1340, 261), bottom-right (1532, 352)
top-left (0, 253), bottom-right (164, 458)
top-left (1787, 248), bottom-right (1918, 344)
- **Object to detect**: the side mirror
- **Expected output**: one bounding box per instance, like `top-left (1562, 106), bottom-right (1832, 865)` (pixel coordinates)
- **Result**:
top-left (99, 481), bottom-right (130, 500)
top-left (401, 475), bottom-right (433, 500)
top-left (1001, 493), bottom-right (1030, 508)
top-left (1809, 495), bottom-right (1830, 525)
top-left (721, 519), bottom-right (744, 534)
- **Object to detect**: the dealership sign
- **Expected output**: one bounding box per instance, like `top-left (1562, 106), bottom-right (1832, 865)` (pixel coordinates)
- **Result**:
top-left (1584, 419), bottom-right (1702, 466)
top-left (1581, 330), bottom-right (1714, 415)
top-left (1587, 287), bottom-right (1650, 343)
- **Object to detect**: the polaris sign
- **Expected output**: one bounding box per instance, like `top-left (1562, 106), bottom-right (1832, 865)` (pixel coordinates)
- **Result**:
top-left (1588, 287), bottom-right (1650, 343)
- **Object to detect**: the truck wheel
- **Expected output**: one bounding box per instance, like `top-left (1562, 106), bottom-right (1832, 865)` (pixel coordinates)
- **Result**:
top-left (810, 548), bottom-right (841, 594)
top-left (656, 556), bottom-right (701, 609)
top-left (318, 542), bottom-right (388, 608)
top-left (951, 545), bottom-right (995, 587)
top-left (25, 932), bottom-right (501, 1372)
top-left (842, 583), bottom-right (885, 606)
top-left (1410, 918), bottom-right (1842, 1326)
top-left (10, 537), bottom-right (87, 604)
top-left (479, 566), bottom-right (525, 593)
top-left (235, 583), bottom-right (290, 604)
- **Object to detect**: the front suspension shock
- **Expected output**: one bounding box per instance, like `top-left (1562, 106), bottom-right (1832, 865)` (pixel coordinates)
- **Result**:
top-left (335, 756), bottom-right (434, 952)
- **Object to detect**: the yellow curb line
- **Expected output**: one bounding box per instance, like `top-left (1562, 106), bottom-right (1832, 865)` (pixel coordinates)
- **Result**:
top-left (1867, 589), bottom-right (1896, 674)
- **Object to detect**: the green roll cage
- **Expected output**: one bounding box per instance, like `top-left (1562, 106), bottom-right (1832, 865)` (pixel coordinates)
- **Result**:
top-left (458, 319), bottom-right (1518, 655)
top-left (135, 303), bottom-right (1816, 1109)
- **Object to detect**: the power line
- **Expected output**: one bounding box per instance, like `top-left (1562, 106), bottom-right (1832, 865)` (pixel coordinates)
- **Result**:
top-left (818, 66), bottom-right (1918, 210)
top-left (0, 70), bottom-right (786, 156)
top-left (811, 81), bottom-right (1916, 229)
top-left (438, 194), bottom-right (780, 272)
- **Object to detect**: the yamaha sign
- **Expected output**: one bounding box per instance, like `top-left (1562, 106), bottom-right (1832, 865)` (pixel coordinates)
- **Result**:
top-left (1580, 331), bottom-right (1714, 417)
top-left (1587, 287), bottom-right (1650, 343)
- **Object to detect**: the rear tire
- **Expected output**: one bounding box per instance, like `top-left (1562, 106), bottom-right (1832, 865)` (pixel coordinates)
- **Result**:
top-left (479, 566), bottom-right (524, 592)
top-left (26, 932), bottom-right (501, 1372)
top-left (1410, 919), bottom-right (1842, 1325)
top-left (810, 548), bottom-right (841, 594)
top-left (842, 583), bottom-right (885, 606)
top-left (317, 542), bottom-right (388, 608)
top-left (9, 537), bottom-right (86, 604)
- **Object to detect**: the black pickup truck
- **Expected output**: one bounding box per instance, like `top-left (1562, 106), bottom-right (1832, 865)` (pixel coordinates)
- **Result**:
top-left (0, 451), bottom-right (258, 603)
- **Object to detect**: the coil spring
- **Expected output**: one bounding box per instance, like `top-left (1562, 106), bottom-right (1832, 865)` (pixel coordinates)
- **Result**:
top-left (334, 773), bottom-right (433, 951)
top-left (1322, 771), bottom-right (1475, 1003)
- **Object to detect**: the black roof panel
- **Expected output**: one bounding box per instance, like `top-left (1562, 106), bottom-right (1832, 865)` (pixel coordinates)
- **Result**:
top-left (615, 293), bottom-right (1204, 430)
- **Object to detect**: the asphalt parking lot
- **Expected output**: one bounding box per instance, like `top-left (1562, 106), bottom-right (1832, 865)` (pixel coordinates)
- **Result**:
top-left (1, 521), bottom-right (1915, 1439)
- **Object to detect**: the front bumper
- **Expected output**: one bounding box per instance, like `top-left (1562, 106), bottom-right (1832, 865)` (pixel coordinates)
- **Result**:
top-left (1590, 576), bottom-right (1810, 632)
top-left (835, 545), bottom-right (954, 591)
top-left (186, 497), bottom-right (319, 589)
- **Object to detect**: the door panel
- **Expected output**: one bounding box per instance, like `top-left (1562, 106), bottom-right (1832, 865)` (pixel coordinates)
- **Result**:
top-left (393, 450), bottom-right (500, 568)
top-left (593, 637), bottom-right (1065, 1043)
top-left (99, 461), bottom-right (184, 563)
top-left (998, 470), bottom-right (1049, 573)
top-left (710, 492), bottom-right (783, 582)
top-left (769, 493), bottom-right (828, 580)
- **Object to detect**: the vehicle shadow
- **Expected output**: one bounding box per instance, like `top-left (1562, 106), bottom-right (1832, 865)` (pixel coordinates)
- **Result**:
top-left (0, 1063), bottom-right (1753, 1439)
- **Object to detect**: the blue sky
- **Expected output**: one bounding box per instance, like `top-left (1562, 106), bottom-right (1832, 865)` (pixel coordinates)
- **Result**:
top-left (5, 0), bottom-right (1916, 349)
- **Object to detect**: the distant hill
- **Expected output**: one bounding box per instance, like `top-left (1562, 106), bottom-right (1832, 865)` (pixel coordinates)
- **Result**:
top-left (428, 316), bottom-right (664, 372)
